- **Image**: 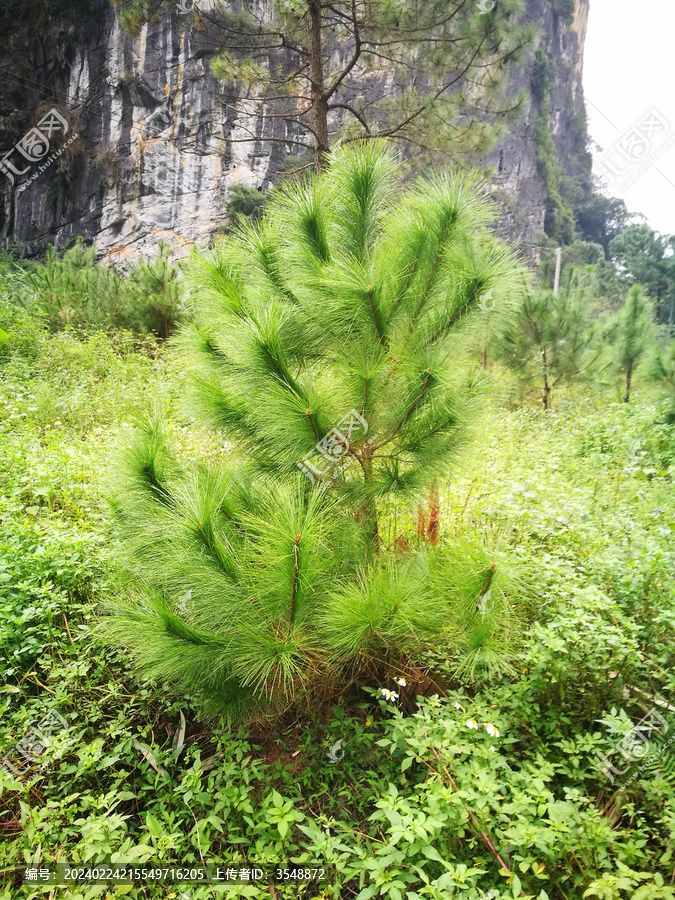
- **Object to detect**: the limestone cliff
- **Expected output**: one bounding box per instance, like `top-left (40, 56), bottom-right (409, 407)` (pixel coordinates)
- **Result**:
top-left (0, 0), bottom-right (591, 261)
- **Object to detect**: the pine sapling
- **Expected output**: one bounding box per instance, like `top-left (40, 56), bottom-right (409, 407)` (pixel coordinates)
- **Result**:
top-left (102, 143), bottom-right (522, 719)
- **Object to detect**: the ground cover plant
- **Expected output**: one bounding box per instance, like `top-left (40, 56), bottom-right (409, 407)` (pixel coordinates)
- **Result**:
top-left (0, 153), bottom-right (674, 900)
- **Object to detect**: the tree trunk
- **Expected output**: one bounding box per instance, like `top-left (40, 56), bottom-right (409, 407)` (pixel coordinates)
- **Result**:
top-left (624, 361), bottom-right (633, 403)
top-left (417, 505), bottom-right (426, 539)
top-left (362, 453), bottom-right (380, 556)
top-left (307, 0), bottom-right (329, 173)
top-left (541, 347), bottom-right (550, 410)
top-left (427, 483), bottom-right (439, 545)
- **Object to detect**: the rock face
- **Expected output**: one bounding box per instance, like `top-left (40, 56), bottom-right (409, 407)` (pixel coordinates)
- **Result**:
top-left (0, 0), bottom-right (591, 261)
top-left (485, 0), bottom-right (591, 257)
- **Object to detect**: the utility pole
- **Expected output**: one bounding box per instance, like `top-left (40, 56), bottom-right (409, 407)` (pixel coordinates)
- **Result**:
top-left (553, 247), bottom-right (562, 295)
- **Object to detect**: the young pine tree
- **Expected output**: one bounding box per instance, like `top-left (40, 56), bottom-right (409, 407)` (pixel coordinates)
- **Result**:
top-left (103, 144), bottom-right (520, 719)
top-left (610, 284), bottom-right (654, 403)
top-left (648, 338), bottom-right (675, 421)
top-left (499, 267), bottom-right (599, 409)
top-left (125, 240), bottom-right (184, 338)
top-left (24, 238), bottom-right (121, 331)
top-left (24, 238), bottom-right (185, 336)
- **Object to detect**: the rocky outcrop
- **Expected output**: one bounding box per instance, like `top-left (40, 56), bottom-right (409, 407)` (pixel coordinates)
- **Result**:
top-left (485, 0), bottom-right (591, 256)
top-left (0, 0), bottom-right (591, 261)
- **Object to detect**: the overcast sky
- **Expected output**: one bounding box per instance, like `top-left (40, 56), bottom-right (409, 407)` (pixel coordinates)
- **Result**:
top-left (583, 0), bottom-right (675, 236)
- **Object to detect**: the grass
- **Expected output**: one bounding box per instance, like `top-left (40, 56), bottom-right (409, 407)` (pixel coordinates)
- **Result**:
top-left (1, 314), bottom-right (674, 899)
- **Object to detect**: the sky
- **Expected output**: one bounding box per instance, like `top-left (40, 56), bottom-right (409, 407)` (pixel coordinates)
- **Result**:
top-left (583, 0), bottom-right (675, 235)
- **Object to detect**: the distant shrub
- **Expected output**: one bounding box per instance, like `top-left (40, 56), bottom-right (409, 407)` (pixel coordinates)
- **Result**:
top-left (0, 295), bottom-right (43, 363)
top-left (650, 338), bottom-right (675, 420)
top-left (124, 242), bottom-right (184, 338)
top-left (553, 0), bottom-right (576, 24)
top-left (223, 183), bottom-right (266, 232)
top-left (498, 267), bottom-right (600, 409)
top-left (21, 238), bottom-right (186, 337)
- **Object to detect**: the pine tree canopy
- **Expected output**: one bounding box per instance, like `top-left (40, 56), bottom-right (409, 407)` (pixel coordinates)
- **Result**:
top-left (614, 286), bottom-right (653, 371)
top-left (102, 143), bottom-right (521, 719)
top-left (498, 267), bottom-right (600, 409)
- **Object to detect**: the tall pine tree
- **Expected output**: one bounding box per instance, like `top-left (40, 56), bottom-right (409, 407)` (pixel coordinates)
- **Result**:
top-left (122, 0), bottom-right (532, 173)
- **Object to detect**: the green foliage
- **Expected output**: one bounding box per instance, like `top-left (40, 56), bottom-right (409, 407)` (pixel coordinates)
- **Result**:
top-left (218, 184), bottom-right (266, 234)
top-left (102, 143), bottom-right (520, 719)
top-left (224, 183), bottom-right (266, 232)
top-left (498, 267), bottom-right (600, 408)
top-left (552, 0), bottom-right (576, 24)
top-left (534, 96), bottom-right (576, 244)
top-left (0, 301), bottom-right (42, 363)
top-left (584, 864), bottom-right (675, 900)
top-left (183, 0), bottom-right (534, 167)
top-left (21, 238), bottom-right (186, 337)
top-left (530, 47), bottom-right (578, 246)
top-left (0, 517), bottom-right (100, 678)
top-left (649, 338), bottom-right (675, 419)
top-left (530, 49), bottom-right (555, 103)
top-left (519, 586), bottom-right (643, 719)
top-left (1, 216), bottom-right (675, 898)
top-left (607, 286), bottom-right (654, 402)
top-left (572, 185), bottom-right (630, 258)
top-left (123, 242), bottom-right (185, 338)
top-left (370, 693), bottom-right (616, 899)
top-left (610, 225), bottom-right (675, 326)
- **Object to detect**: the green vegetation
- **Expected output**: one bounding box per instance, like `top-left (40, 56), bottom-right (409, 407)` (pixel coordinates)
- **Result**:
top-left (609, 286), bottom-right (655, 403)
top-left (118, 0), bottom-right (533, 172)
top-left (531, 51), bottom-right (576, 245)
top-left (650, 339), bottom-right (675, 420)
top-left (497, 267), bottom-right (599, 409)
top-left (5, 239), bottom-right (186, 338)
top-left (1, 148), bottom-right (675, 900)
top-left (552, 0), bottom-right (576, 24)
top-left (103, 144), bottom-right (518, 719)
top-left (610, 226), bottom-right (675, 329)
top-left (223, 184), bottom-right (267, 233)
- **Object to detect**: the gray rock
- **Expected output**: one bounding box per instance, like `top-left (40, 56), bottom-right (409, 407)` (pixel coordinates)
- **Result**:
top-left (0, 0), bottom-right (591, 260)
